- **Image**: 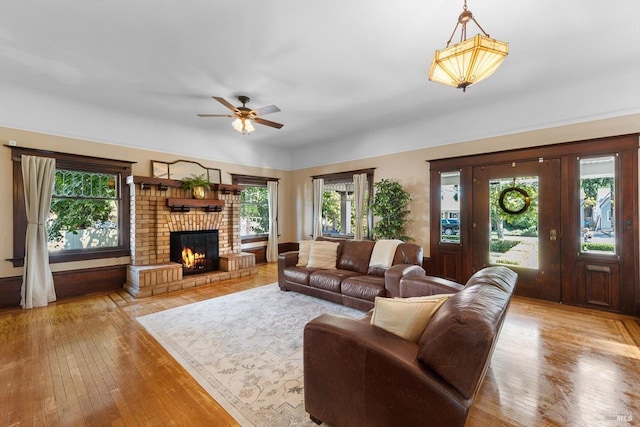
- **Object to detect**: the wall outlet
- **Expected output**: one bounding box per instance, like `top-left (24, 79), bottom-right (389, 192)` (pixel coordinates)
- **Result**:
top-left (8, 140), bottom-right (17, 146)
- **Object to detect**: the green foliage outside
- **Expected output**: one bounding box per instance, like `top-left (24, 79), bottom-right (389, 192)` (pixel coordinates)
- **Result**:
top-left (321, 191), bottom-right (341, 232)
top-left (490, 179), bottom-right (538, 239)
top-left (371, 179), bottom-right (412, 241)
top-left (582, 242), bottom-right (615, 252)
top-left (48, 170), bottom-right (117, 244)
top-left (490, 239), bottom-right (521, 253)
top-left (240, 186), bottom-right (269, 234)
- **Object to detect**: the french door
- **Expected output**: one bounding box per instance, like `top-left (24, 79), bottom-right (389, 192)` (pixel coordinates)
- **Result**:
top-left (429, 134), bottom-right (639, 316)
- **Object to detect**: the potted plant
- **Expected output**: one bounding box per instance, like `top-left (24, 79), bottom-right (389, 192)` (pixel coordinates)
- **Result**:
top-left (181, 173), bottom-right (210, 199)
top-left (371, 178), bottom-right (412, 241)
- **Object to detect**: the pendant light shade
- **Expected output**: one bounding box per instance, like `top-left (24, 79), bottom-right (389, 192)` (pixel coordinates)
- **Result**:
top-left (428, 1), bottom-right (508, 91)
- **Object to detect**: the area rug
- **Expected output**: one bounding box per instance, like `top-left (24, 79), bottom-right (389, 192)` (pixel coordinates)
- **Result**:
top-left (137, 283), bottom-right (364, 427)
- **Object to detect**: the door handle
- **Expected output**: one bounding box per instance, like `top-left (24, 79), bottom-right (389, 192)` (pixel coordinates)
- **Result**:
top-left (550, 229), bottom-right (557, 241)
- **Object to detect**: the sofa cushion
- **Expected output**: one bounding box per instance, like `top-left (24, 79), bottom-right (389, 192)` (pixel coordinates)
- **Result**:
top-left (370, 294), bottom-right (452, 342)
top-left (310, 269), bottom-right (361, 293)
top-left (341, 276), bottom-right (386, 301)
top-left (296, 240), bottom-right (313, 267)
top-left (307, 241), bottom-right (340, 269)
top-left (336, 240), bottom-right (375, 274)
top-left (393, 243), bottom-right (423, 265)
top-left (284, 266), bottom-right (316, 286)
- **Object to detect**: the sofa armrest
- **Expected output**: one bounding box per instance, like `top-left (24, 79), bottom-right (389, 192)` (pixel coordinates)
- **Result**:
top-left (277, 251), bottom-right (299, 290)
top-left (384, 264), bottom-right (426, 297)
top-left (304, 314), bottom-right (469, 427)
top-left (400, 275), bottom-right (464, 298)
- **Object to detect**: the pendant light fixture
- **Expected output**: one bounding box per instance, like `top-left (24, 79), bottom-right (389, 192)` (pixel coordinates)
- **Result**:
top-left (428, 0), bottom-right (508, 92)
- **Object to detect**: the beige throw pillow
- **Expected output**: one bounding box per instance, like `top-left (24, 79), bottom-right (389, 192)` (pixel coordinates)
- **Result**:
top-left (370, 294), bottom-right (454, 342)
top-left (306, 241), bottom-right (340, 269)
top-left (296, 240), bottom-right (313, 267)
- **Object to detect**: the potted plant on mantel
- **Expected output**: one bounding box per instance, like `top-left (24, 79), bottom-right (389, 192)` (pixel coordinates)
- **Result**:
top-left (371, 178), bottom-right (412, 241)
top-left (181, 174), bottom-right (210, 199)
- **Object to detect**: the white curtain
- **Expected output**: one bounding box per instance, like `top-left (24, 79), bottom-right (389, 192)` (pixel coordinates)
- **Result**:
top-left (21, 155), bottom-right (57, 309)
top-left (353, 173), bottom-right (367, 240)
top-left (312, 178), bottom-right (324, 239)
top-left (266, 180), bottom-right (279, 263)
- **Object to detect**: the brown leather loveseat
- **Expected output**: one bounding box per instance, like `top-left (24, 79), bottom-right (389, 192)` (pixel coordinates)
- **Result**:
top-left (278, 238), bottom-right (425, 311)
top-left (303, 266), bottom-right (518, 427)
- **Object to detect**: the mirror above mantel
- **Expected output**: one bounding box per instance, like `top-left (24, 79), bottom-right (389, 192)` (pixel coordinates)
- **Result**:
top-left (152, 160), bottom-right (221, 184)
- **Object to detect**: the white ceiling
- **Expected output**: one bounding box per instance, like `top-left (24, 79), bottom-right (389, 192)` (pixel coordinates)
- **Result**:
top-left (1, 1), bottom-right (639, 170)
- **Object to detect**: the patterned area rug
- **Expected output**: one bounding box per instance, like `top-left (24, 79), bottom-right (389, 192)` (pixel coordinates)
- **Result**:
top-left (137, 283), bottom-right (364, 426)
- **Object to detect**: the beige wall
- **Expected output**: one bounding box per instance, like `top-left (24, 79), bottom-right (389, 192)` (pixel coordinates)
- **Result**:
top-left (2, 115), bottom-right (639, 278)
top-left (289, 117), bottom-right (640, 257)
top-left (0, 127), bottom-right (291, 278)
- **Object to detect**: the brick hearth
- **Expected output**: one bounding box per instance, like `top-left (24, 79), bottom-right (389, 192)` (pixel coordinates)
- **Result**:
top-left (124, 177), bottom-right (257, 297)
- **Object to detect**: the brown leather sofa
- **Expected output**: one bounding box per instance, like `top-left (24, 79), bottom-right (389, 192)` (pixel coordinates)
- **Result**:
top-left (278, 238), bottom-right (425, 311)
top-left (303, 266), bottom-right (518, 427)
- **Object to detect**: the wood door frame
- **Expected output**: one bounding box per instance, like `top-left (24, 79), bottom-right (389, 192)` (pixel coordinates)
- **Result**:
top-left (429, 133), bottom-right (639, 316)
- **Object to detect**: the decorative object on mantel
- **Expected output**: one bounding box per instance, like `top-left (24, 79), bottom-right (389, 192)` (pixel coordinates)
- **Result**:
top-left (181, 174), bottom-right (210, 199)
top-left (197, 95), bottom-right (284, 135)
top-left (428, 0), bottom-right (509, 92)
top-left (152, 159), bottom-right (221, 184)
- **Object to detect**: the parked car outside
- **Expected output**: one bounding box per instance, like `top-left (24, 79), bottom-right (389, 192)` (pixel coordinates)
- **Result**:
top-left (441, 219), bottom-right (460, 235)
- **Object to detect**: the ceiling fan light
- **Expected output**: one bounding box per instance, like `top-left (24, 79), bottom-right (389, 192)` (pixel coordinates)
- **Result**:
top-left (232, 117), bottom-right (255, 135)
top-left (245, 119), bottom-right (255, 134)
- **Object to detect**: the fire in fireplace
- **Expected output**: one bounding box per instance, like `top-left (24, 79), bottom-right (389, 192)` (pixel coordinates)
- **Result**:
top-left (170, 230), bottom-right (219, 275)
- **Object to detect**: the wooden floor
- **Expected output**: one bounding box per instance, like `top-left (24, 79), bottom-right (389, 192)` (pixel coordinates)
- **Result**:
top-left (1, 263), bottom-right (638, 427)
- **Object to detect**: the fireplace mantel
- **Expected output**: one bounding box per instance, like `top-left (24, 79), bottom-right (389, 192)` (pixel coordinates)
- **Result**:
top-left (166, 198), bottom-right (225, 213)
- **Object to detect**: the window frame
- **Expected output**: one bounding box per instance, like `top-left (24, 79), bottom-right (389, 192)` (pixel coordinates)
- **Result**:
top-left (312, 168), bottom-right (375, 240)
top-left (9, 146), bottom-right (133, 267)
top-left (231, 174), bottom-right (279, 242)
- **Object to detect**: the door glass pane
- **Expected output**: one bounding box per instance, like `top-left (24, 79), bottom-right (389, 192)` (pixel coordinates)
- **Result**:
top-left (440, 171), bottom-right (460, 243)
top-left (579, 156), bottom-right (615, 254)
top-left (489, 176), bottom-right (539, 269)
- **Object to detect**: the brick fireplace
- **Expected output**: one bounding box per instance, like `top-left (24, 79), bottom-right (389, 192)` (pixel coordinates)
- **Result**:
top-left (124, 177), bottom-right (257, 297)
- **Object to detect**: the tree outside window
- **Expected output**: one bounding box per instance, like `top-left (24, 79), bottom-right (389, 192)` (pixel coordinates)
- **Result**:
top-left (240, 185), bottom-right (269, 236)
top-left (48, 169), bottom-right (120, 251)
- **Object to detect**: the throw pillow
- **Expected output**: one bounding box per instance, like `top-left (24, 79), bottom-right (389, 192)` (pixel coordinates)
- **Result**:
top-left (307, 241), bottom-right (340, 269)
top-left (370, 294), bottom-right (454, 342)
top-left (296, 240), bottom-right (313, 267)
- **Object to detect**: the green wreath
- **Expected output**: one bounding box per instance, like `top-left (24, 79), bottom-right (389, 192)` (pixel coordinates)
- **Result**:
top-left (498, 187), bottom-right (531, 215)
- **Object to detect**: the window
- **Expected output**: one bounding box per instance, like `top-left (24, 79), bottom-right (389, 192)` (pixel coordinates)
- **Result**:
top-left (440, 171), bottom-right (461, 242)
top-left (48, 169), bottom-right (120, 251)
top-left (240, 186), bottom-right (269, 236)
top-left (10, 147), bottom-right (132, 266)
top-left (579, 156), bottom-right (616, 254)
top-left (231, 174), bottom-right (278, 240)
top-left (313, 169), bottom-right (374, 239)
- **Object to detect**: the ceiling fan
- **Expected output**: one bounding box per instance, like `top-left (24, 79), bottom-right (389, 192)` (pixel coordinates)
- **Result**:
top-left (198, 95), bottom-right (283, 135)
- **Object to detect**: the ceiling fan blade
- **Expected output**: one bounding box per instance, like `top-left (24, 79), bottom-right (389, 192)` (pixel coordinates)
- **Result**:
top-left (253, 105), bottom-right (281, 116)
top-left (197, 114), bottom-right (234, 117)
top-left (253, 117), bottom-right (284, 129)
top-left (212, 96), bottom-right (238, 112)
